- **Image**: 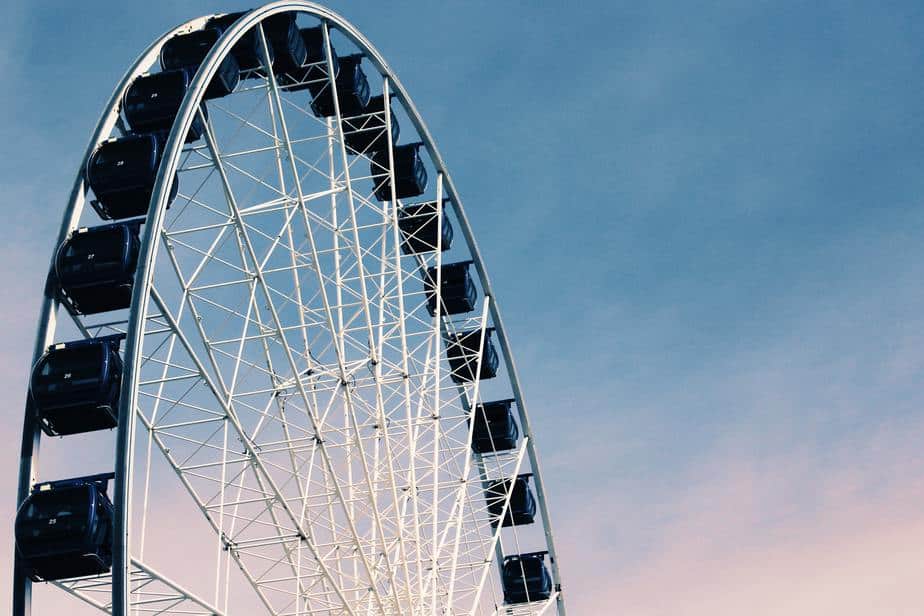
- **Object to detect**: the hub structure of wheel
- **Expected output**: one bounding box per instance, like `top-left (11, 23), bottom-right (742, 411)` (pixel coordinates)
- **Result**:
top-left (13, 3), bottom-right (566, 615)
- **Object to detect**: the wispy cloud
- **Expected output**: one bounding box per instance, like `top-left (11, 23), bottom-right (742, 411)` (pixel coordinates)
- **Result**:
top-left (600, 428), bottom-right (924, 615)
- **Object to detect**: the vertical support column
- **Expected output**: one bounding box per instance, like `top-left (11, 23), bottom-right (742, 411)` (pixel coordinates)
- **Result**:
top-left (112, 275), bottom-right (144, 616)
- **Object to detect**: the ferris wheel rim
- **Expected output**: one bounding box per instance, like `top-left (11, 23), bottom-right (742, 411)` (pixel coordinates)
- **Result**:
top-left (15, 3), bottom-right (566, 615)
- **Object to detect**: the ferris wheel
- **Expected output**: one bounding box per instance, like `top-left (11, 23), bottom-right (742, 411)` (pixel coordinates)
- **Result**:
top-left (13, 3), bottom-right (566, 614)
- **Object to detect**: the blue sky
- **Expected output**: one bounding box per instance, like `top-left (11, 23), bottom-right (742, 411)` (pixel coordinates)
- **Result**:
top-left (4, 1), bottom-right (924, 613)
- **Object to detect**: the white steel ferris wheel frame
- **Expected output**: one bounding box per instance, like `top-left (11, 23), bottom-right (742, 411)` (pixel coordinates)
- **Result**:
top-left (14, 3), bottom-right (566, 615)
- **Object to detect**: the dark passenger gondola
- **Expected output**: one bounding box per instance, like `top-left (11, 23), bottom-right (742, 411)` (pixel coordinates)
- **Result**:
top-left (15, 475), bottom-right (114, 582)
top-left (342, 94), bottom-right (399, 155)
top-left (55, 222), bottom-right (141, 315)
top-left (87, 134), bottom-right (178, 220)
top-left (159, 28), bottom-right (240, 99)
top-left (206, 11), bottom-right (269, 75)
top-left (371, 143), bottom-right (427, 201)
top-left (276, 25), bottom-right (340, 92)
top-left (502, 552), bottom-right (553, 604)
top-left (310, 54), bottom-right (370, 118)
top-left (261, 12), bottom-right (308, 73)
top-left (209, 11), bottom-right (306, 76)
top-left (423, 261), bottom-right (477, 316)
top-left (123, 69), bottom-right (206, 142)
top-left (470, 399), bottom-right (519, 453)
top-left (446, 328), bottom-right (499, 384)
top-left (485, 475), bottom-right (536, 527)
top-left (30, 336), bottom-right (123, 437)
top-left (398, 200), bottom-right (453, 254)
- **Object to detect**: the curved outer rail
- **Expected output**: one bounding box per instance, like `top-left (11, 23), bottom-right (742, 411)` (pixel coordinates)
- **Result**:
top-left (15, 3), bottom-right (566, 615)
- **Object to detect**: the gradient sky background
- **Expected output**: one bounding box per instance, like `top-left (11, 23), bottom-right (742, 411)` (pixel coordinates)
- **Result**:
top-left (3, 1), bottom-right (924, 614)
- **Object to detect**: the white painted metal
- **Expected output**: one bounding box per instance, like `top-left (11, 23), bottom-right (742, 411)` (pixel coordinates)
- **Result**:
top-left (53, 558), bottom-right (226, 615)
top-left (15, 3), bottom-right (566, 615)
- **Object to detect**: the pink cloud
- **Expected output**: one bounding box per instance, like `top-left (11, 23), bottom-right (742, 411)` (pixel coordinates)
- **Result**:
top-left (615, 493), bottom-right (924, 615)
top-left (557, 413), bottom-right (924, 615)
